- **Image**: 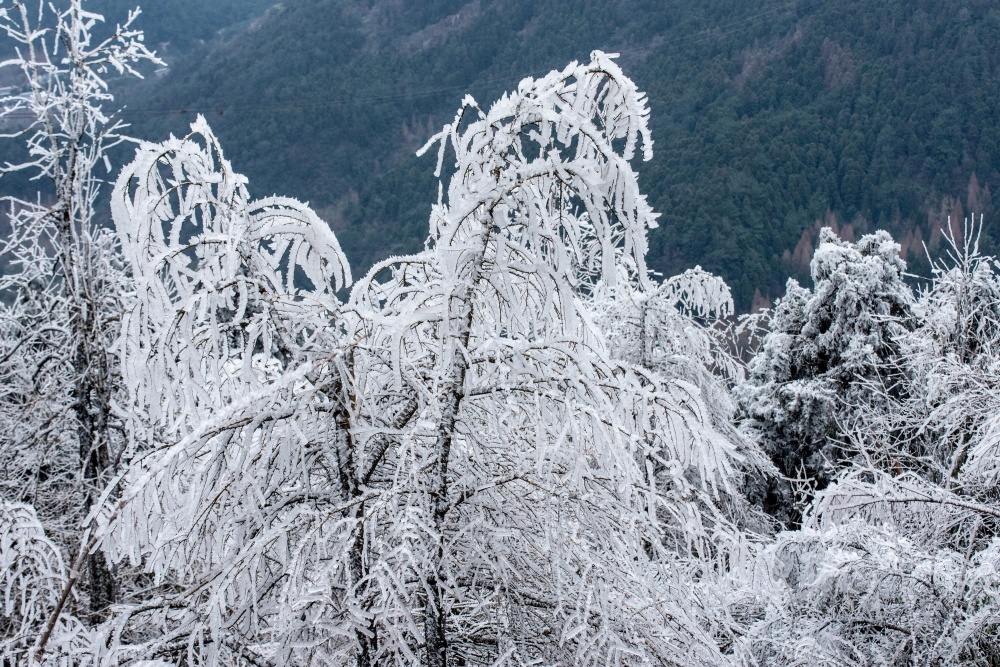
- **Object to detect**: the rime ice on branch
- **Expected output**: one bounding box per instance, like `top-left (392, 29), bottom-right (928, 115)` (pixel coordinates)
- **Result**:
top-left (0, 0), bottom-right (159, 657)
top-left (103, 52), bottom-right (768, 667)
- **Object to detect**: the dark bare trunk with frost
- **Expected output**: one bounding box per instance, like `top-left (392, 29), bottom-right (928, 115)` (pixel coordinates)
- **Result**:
top-left (331, 372), bottom-right (377, 667)
top-left (425, 236), bottom-right (487, 667)
top-left (56, 180), bottom-right (117, 617)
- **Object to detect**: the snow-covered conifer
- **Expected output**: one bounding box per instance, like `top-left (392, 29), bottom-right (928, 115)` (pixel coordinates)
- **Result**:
top-left (737, 229), bottom-right (914, 518)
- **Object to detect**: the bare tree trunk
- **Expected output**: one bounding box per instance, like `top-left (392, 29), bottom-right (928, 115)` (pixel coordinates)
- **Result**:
top-left (331, 372), bottom-right (377, 667)
top-left (330, 359), bottom-right (387, 667)
top-left (333, 359), bottom-right (420, 667)
top-left (425, 234), bottom-right (488, 667)
top-left (58, 178), bottom-right (116, 618)
top-left (74, 340), bottom-right (115, 618)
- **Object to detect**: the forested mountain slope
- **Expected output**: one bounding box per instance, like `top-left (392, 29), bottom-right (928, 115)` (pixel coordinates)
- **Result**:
top-left (117, 0), bottom-right (1000, 307)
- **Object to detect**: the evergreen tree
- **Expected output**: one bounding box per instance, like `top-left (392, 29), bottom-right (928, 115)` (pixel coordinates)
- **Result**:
top-left (738, 229), bottom-right (914, 520)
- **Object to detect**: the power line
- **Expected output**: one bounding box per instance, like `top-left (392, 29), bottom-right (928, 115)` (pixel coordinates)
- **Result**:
top-left (116, 72), bottom-right (528, 116)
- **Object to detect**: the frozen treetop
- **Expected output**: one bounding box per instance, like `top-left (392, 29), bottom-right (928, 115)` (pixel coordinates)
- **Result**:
top-left (418, 50), bottom-right (658, 293)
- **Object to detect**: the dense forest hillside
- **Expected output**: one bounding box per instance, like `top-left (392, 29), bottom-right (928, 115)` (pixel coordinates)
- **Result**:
top-left (116, 0), bottom-right (1000, 307)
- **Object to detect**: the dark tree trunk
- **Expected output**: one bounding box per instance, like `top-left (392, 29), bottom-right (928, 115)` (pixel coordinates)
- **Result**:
top-left (59, 187), bottom-right (117, 619)
top-left (424, 234), bottom-right (486, 667)
top-left (332, 370), bottom-right (378, 667)
top-left (332, 360), bottom-right (419, 667)
top-left (74, 317), bottom-right (116, 618)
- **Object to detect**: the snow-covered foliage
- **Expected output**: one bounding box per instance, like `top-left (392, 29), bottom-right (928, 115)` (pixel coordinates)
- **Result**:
top-left (902, 222), bottom-right (1000, 488)
top-left (738, 229), bottom-right (914, 495)
top-left (0, 0), bottom-right (159, 634)
top-left (3, 5), bottom-right (999, 665)
top-left (595, 267), bottom-right (738, 376)
top-left (735, 469), bottom-right (1000, 667)
top-left (113, 115), bottom-right (350, 446)
top-left (734, 221), bottom-right (1000, 667)
top-left (591, 267), bottom-right (773, 530)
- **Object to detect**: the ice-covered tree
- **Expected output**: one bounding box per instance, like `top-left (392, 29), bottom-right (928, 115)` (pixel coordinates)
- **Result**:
top-left (343, 52), bottom-right (768, 665)
top-left (0, 0), bottom-right (158, 633)
top-left (737, 229), bottom-right (914, 519)
top-left (730, 222), bottom-right (1000, 667)
top-left (103, 53), bottom-right (769, 667)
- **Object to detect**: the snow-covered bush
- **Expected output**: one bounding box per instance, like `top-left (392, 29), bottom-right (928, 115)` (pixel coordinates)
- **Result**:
top-left (737, 229), bottom-right (914, 515)
top-left (0, 502), bottom-right (87, 663)
top-left (735, 469), bottom-right (1000, 667)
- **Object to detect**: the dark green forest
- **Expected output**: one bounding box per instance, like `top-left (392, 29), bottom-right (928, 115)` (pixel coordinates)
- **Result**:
top-left (111, 0), bottom-right (1000, 308)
